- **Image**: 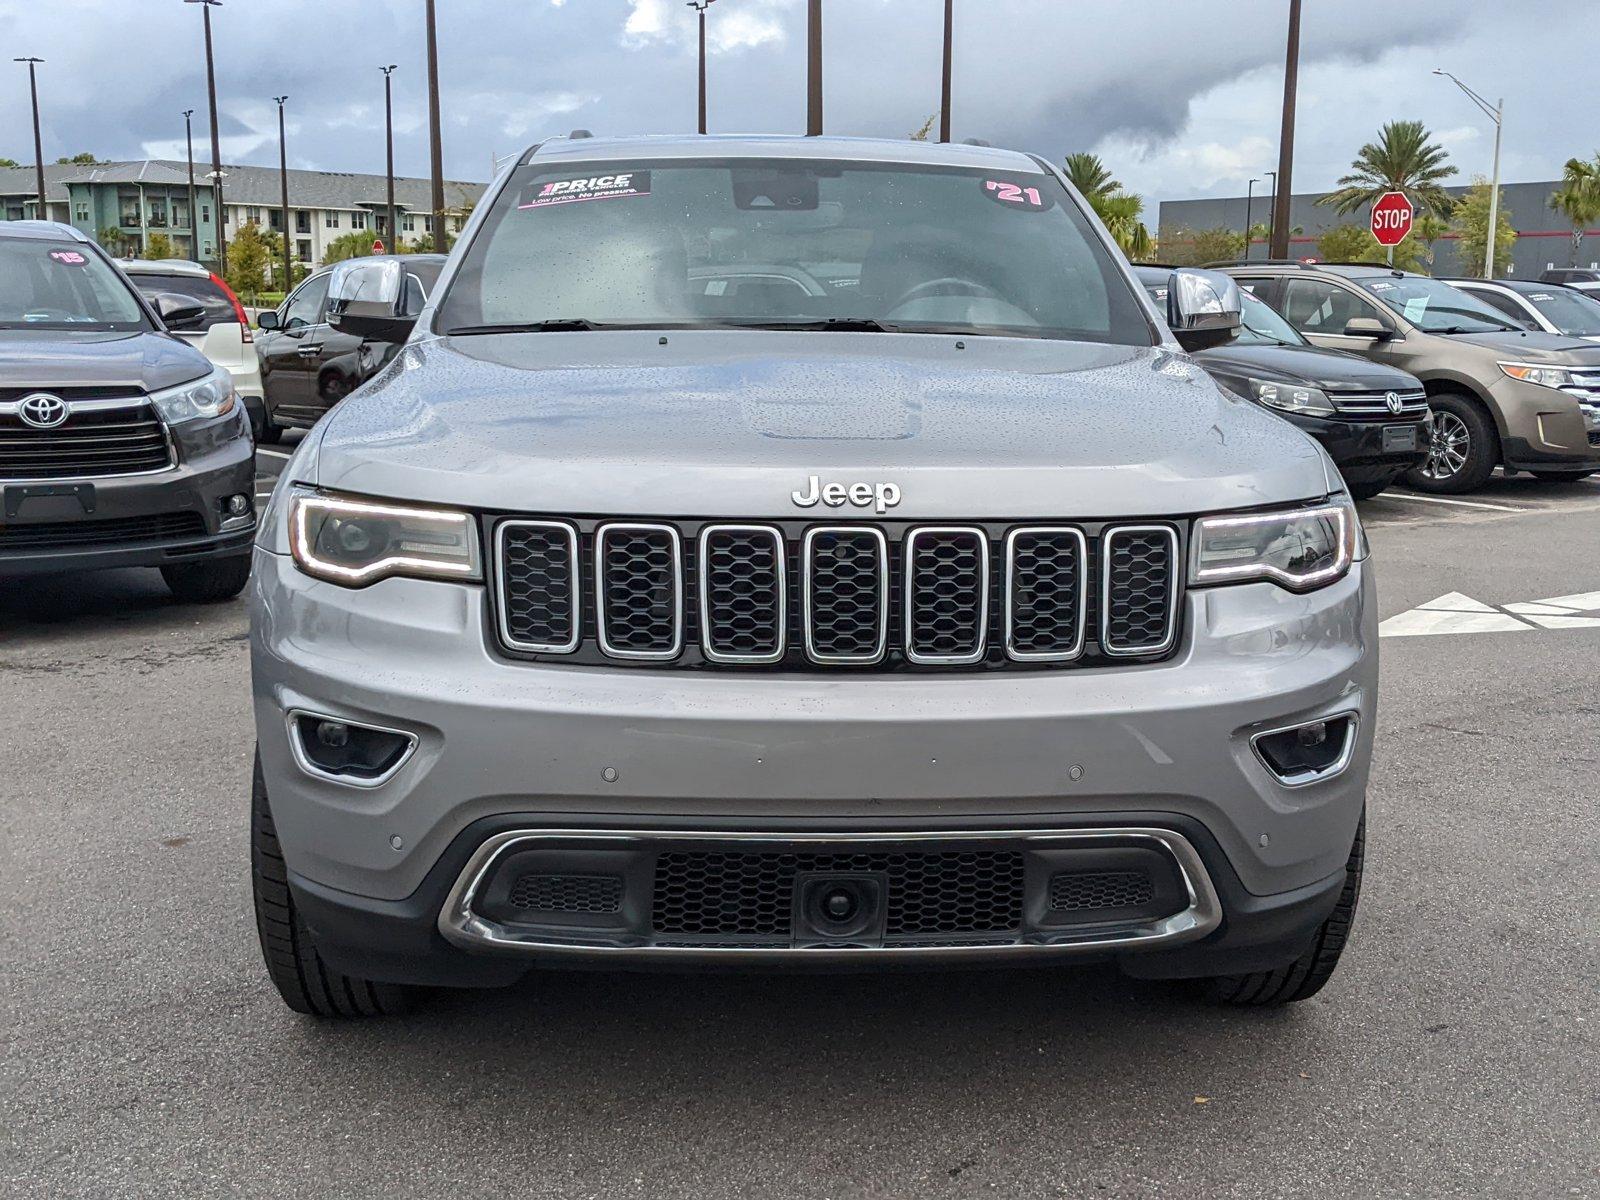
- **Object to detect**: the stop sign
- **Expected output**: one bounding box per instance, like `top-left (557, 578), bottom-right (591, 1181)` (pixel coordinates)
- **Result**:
top-left (371, 239), bottom-right (386, 254)
top-left (1370, 192), bottom-right (1413, 247)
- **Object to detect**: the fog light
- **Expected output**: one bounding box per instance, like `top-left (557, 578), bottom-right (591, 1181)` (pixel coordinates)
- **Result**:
top-left (1252, 714), bottom-right (1356, 787)
top-left (227, 493), bottom-right (251, 516)
top-left (288, 711), bottom-right (417, 786)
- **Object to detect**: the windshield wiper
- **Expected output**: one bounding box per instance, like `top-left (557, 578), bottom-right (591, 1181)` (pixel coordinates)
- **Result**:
top-left (446, 318), bottom-right (608, 334)
top-left (715, 316), bottom-right (895, 333)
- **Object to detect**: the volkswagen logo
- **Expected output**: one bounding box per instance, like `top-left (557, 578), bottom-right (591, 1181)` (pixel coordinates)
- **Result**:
top-left (1385, 391), bottom-right (1403, 415)
top-left (17, 393), bottom-right (70, 429)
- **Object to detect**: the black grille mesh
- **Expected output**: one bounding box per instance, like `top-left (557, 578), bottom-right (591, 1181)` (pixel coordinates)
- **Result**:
top-left (0, 511), bottom-right (204, 550)
top-left (1048, 870), bottom-right (1155, 912)
top-left (652, 849), bottom-right (1025, 938)
top-left (507, 873), bottom-right (623, 914)
top-left (701, 527), bottom-right (783, 660)
top-left (1589, 430), bottom-right (1600, 448)
top-left (1103, 529), bottom-right (1175, 652)
top-left (805, 529), bottom-right (885, 660)
top-left (598, 526), bottom-right (679, 655)
top-left (906, 529), bottom-right (986, 660)
top-left (495, 520), bottom-right (1180, 668)
top-left (0, 403), bottom-right (171, 480)
top-left (500, 523), bottom-right (577, 650)
top-left (1008, 530), bottom-right (1085, 657)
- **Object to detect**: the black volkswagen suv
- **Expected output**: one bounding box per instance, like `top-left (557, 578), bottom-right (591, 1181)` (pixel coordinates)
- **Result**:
top-left (0, 221), bottom-right (255, 601)
top-left (1135, 265), bottom-right (1428, 499)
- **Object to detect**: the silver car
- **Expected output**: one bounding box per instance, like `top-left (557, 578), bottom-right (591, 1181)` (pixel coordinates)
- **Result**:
top-left (250, 136), bottom-right (1373, 1017)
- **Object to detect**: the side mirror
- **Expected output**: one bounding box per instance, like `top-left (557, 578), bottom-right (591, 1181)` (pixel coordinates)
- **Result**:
top-left (1166, 268), bottom-right (1241, 352)
top-left (1343, 316), bottom-right (1393, 340)
top-left (154, 292), bottom-right (206, 331)
top-left (256, 309), bottom-right (281, 331)
top-left (326, 258), bottom-right (417, 343)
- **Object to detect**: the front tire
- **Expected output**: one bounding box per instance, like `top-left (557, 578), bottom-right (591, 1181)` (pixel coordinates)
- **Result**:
top-left (253, 406), bottom-right (283, 444)
top-left (251, 754), bottom-right (419, 1018)
top-left (1405, 393), bottom-right (1498, 494)
top-left (1346, 474), bottom-right (1398, 502)
top-left (161, 554), bottom-right (251, 603)
top-left (1204, 812), bottom-right (1364, 1006)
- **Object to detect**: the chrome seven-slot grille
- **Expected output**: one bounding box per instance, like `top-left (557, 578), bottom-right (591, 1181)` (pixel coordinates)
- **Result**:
top-left (494, 517), bottom-right (1182, 671)
top-left (1328, 388), bottom-right (1428, 420)
top-left (0, 391), bottom-right (174, 480)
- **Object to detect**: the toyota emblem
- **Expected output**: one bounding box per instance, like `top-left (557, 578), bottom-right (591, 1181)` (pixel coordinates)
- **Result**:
top-left (17, 393), bottom-right (70, 429)
top-left (1384, 391), bottom-right (1403, 415)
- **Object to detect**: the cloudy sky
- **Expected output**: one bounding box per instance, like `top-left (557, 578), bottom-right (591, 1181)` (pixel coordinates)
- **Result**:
top-left (1, 0), bottom-right (1592, 209)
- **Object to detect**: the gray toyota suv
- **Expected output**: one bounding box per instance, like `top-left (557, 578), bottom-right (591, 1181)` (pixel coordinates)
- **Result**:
top-left (250, 136), bottom-right (1373, 1017)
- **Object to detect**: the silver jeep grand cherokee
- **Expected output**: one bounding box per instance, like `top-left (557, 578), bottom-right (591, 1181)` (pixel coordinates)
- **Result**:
top-left (250, 136), bottom-right (1373, 1018)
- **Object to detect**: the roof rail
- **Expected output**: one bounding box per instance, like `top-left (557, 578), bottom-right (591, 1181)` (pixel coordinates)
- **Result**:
top-left (1199, 258), bottom-right (1317, 269)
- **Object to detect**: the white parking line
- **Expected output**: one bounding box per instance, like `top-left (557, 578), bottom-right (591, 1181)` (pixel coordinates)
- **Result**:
top-left (255, 447), bottom-right (292, 459)
top-left (1382, 491), bottom-right (1523, 512)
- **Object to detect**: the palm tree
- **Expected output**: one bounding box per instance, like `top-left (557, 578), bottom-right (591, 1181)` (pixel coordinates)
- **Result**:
top-left (1062, 152), bottom-right (1152, 258)
top-left (1549, 153), bottom-right (1600, 266)
top-left (1318, 120), bottom-right (1458, 218)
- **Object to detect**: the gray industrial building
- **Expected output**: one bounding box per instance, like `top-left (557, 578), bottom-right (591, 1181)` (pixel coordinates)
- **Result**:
top-left (1158, 180), bottom-right (1596, 278)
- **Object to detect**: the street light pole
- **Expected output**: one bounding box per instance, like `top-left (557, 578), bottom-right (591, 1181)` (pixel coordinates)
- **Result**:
top-left (182, 110), bottom-right (199, 260)
top-left (186, 0), bottom-right (227, 274)
top-left (1434, 69), bottom-right (1504, 278)
top-left (938, 0), bottom-right (953, 143)
top-left (275, 96), bottom-right (291, 288)
top-left (688, 1), bottom-right (717, 135)
top-left (806, 0), bottom-right (822, 136)
top-left (1244, 177), bottom-right (1258, 260)
top-left (14, 58), bottom-right (46, 217)
top-left (425, 0), bottom-right (447, 254)
top-left (1269, 0), bottom-right (1301, 260)
top-left (381, 66), bottom-right (398, 252)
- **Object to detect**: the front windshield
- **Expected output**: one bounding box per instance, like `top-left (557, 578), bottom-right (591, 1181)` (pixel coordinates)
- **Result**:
top-left (1236, 290), bottom-right (1307, 346)
top-left (0, 238), bottom-right (148, 332)
top-left (1524, 287), bottom-right (1600, 337)
top-left (437, 157), bottom-right (1153, 345)
top-left (1358, 275), bottom-right (1518, 334)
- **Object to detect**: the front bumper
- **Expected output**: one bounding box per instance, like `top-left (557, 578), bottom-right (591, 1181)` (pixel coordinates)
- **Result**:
top-left (252, 548), bottom-right (1375, 977)
top-left (0, 408), bottom-right (255, 576)
top-left (1284, 412), bottom-right (1429, 483)
top-left (1490, 377), bottom-right (1600, 471)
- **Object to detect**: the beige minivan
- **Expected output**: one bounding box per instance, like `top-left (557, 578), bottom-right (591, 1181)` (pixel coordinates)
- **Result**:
top-left (1224, 263), bottom-right (1600, 493)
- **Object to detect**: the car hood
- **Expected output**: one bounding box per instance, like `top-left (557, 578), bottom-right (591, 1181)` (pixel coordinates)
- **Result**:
top-left (1442, 328), bottom-right (1600, 363)
top-left (1193, 342), bottom-right (1420, 391)
top-left (0, 329), bottom-right (212, 393)
top-left (311, 331), bottom-right (1331, 519)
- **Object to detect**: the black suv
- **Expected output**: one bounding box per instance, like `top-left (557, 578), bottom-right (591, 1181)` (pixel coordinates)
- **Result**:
top-left (0, 221), bottom-right (255, 601)
top-left (1134, 265), bottom-right (1428, 499)
top-left (254, 254), bottom-right (445, 442)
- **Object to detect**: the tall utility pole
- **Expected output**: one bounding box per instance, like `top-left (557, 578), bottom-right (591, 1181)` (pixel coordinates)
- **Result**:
top-left (938, 0), bottom-right (953, 143)
top-left (1265, 169), bottom-right (1278, 257)
top-left (425, 0), bottom-right (447, 253)
top-left (187, 0), bottom-right (227, 274)
top-left (1268, 0), bottom-right (1301, 260)
top-left (688, 1), bottom-right (717, 135)
top-left (275, 96), bottom-right (291, 288)
top-left (1244, 177), bottom-right (1258, 259)
top-left (1434, 69), bottom-right (1504, 278)
top-left (382, 65), bottom-right (398, 252)
top-left (806, 0), bottom-right (822, 136)
top-left (14, 58), bottom-right (46, 217)
top-left (182, 109), bottom-right (199, 261)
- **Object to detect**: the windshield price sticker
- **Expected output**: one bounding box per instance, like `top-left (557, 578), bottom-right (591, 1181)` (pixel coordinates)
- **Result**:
top-left (981, 178), bottom-right (1053, 211)
top-left (519, 171), bottom-right (651, 210)
top-left (48, 250), bottom-right (88, 264)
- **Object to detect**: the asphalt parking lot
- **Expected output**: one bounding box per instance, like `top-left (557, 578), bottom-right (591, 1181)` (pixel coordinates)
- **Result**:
top-left (3, 451), bottom-right (1597, 1199)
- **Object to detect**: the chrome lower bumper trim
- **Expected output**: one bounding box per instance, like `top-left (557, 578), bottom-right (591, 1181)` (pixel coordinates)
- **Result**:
top-left (437, 826), bottom-right (1223, 962)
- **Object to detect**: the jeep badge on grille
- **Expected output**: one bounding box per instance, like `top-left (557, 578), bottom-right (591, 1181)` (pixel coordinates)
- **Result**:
top-left (791, 476), bottom-right (902, 515)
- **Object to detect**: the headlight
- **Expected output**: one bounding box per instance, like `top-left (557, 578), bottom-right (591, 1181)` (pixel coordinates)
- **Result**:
top-left (1190, 495), bottom-right (1359, 592)
top-left (148, 364), bottom-right (236, 425)
top-left (1247, 378), bottom-right (1336, 416)
top-left (1498, 362), bottom-right (1578, 389)
top-left (288, 489), bottom-right (482, 587)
